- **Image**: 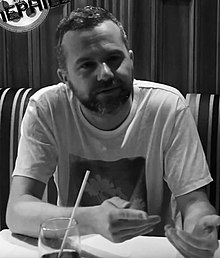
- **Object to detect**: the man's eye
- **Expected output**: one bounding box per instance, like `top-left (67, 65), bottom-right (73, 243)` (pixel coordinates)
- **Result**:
top-left (107, 55), bottom-right (123, 68)
top-left (80, 62), bottom-right (96, 70)
top-left (108, 55), bottom-right (121, 63)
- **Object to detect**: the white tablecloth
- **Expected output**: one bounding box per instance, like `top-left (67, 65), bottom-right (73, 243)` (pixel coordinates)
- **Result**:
top-left (0, 229), bottom-right (220, 258)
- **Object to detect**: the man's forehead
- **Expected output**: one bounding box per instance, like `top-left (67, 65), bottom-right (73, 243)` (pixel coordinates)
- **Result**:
top-left (61, 20), bottom-right (123, 49)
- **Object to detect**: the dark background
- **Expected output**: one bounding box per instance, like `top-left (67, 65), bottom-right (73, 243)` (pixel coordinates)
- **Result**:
top-left (1, 0), bottom-right (219, 95)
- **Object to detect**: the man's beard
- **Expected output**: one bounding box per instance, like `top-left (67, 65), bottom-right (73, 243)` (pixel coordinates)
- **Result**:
top-left (70, 79), bottom-right (133, 115)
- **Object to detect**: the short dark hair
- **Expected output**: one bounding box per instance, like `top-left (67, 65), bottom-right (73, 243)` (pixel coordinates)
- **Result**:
top-left (55, 5), bottom-right (129, 70)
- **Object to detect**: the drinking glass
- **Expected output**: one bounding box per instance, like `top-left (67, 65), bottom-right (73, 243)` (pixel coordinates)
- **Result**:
top-left (38, 217), bottom-right (81, 258)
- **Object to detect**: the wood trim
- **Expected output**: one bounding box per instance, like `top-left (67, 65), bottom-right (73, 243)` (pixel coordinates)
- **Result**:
top-left (7, 32), bottom-right (13, 87)
top-left (33, 29), bottom-right (41, 89)
top-left (188, 0), bottom-right (198, 92)
top-left (216, 0), bottom-right (220, 93)
top-left (27, 32), bottom-right (33, 88)
top-left (112, 0), bottom-right (117, 17)
top-left (150, 0), bottom-right (157, 81)
top-left (127, 0), bottom-right (133, 49)
top-left (119, 0), bottom-right (125, 28)
top-left (193, 0), bottom-right (199, 92)
top-left (63, 2), bottom-right (71, 16)
top-left (103, 0), bottom-right (109, 10)
top-left (1, 30), bottom-right (8, 86)
top-left (157, 0), bottom-right (163, 83)
top-left (28, 28), bottom-right (41, 89)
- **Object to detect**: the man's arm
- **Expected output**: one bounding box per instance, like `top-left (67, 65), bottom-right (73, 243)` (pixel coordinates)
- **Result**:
top-left (6, 176), bottom-right (75, 237)
top-left (176, 187), bottom-right (217, 232)
top-left (6, 175), bottom-right (160, 241)
top-left (165, 187), bottom-right (220, 258)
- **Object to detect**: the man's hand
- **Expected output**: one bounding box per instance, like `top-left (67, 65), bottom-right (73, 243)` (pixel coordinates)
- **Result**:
top-left (93, 197), bottom-right (161, 243)
top-left (165, 215), bottom-right (220, 258)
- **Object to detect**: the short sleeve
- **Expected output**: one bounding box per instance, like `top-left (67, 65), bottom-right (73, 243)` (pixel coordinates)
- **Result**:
top-left (13, 98), bottom-right (58, 184)
top-left (164, 102), bottom-right (212, 196)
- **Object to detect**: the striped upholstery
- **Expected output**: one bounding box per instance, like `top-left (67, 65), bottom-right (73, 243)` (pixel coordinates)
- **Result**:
top-left (186, 94), bottom-right (220, 218)
top-left (0, 88), bottom-right (57, 231)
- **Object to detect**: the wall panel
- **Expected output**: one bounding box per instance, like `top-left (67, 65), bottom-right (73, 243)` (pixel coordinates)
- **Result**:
top-left (195, 0), bottom-right (218, 93)
top-left (0, 0), bottom-right (220, 94)
top-left (0, 30), bottom-right (8, 86)
top-left (0, 0), bottom-right (133, 89)
top-left (4, 32), bottom-right (29, 88)
top-left (38, 7), bottom-right (63, 87)
top-left (217, 0), bottom-right (220, 92)
top-left (0, 7), bottom-right (62, 88)
top-left (157, 0), bottom-right (191, 95)
top-left (132, 0), bottom-right (153, 80)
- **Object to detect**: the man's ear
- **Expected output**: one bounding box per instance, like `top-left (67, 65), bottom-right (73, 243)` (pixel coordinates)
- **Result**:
top-left (129, 50), bottom-right (134, 62)
top-left (57, 68), bottom-right (68, 84)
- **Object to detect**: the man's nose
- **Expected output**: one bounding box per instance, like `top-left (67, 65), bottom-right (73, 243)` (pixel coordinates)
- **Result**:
top-left (97, 62), bottom-right (114, 81)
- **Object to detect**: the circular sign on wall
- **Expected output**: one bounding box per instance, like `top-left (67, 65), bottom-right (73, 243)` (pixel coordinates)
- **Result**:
top-left (0, 0), bottom-right (49, 32)
top-left (0, 0), bottom-right (69, 32)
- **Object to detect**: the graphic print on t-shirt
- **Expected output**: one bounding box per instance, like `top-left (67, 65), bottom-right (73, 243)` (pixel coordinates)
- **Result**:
top-left (67, 154), bottom-right (147, 211)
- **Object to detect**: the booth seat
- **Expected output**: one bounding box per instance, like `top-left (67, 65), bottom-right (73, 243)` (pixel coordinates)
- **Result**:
top-left (185, 94), bottom-right (220, 218)
top-left (0, 88), bottom-right (57, 230)
top-left (0, 88), bottom-right (219, 237)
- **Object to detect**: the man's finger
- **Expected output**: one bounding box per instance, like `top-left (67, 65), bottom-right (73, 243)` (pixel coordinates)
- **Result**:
top-left (176, 228), bottom-right (219, 251)
top-left (165, 226), bottom-right (213, 258)
top-left (110, 208), bottom-right (148, 220)
top-left (112, 224), bottom-right (155, 243)
top-left (112, 215), bottom-right (161, 231)
top-left (199, 215), bottom-right (220, 228)
top-left (106, 197), bottom-right (131, 209)
top-left (192, 215), bottom-right (220, 237)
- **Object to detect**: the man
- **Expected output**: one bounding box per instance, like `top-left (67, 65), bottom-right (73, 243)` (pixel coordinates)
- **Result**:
top-left (6, 6), bottom-right (220, 258)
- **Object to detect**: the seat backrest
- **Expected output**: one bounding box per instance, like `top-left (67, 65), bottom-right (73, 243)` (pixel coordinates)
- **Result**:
top-left (185, 93), bottom-right (220, 216)
top-left (0, 88), bottom-right (57, 230)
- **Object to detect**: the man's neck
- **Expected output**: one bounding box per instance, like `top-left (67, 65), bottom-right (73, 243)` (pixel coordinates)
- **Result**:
top-left (80, 96), bottom-right (133, 131)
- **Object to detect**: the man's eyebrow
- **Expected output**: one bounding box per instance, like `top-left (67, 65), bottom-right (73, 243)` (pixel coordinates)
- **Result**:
top-left (75, 57), bottom-right (93, 65)
top-left (75, 49), bottom-right (124, 65)
top-left (107, 49), bottom-right (124, 55)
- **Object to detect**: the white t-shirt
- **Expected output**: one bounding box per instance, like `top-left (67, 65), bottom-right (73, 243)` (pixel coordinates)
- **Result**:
top-left (13, 79), bottom-right (212, 235)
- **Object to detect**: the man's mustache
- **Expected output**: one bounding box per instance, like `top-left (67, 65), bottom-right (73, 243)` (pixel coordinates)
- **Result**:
top-left (95, 79), bottom-right (121, 92)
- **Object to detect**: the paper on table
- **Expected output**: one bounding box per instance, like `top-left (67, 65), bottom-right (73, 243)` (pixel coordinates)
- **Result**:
top-left (81, 234), bottom-right (129, 258)
top-left (0, 229), bottom-right (38, 258)
top-left (1, 229), bottom-right (220, 258)
top-left (81, 234), bottom-right (178, 258)
top-left (81, 234), bottom-right (220, 258)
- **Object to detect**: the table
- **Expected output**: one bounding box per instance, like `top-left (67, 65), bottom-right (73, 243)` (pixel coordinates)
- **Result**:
top-left (0, 229), bottom-right (220, 258)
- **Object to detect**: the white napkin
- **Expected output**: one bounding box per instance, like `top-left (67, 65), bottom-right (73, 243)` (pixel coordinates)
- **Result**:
top-left (81, 234), bottom-right (220, 258)
top-left (1, 230), bottom-right (220, 258)
top-left (81, 234), bottom-right (178, 258)
top-left (0, 229), bottom-right (38, 258)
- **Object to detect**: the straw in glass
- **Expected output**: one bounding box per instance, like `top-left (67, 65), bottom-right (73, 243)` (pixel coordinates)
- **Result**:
top-left (58, 170), bottom-right (90, 258)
